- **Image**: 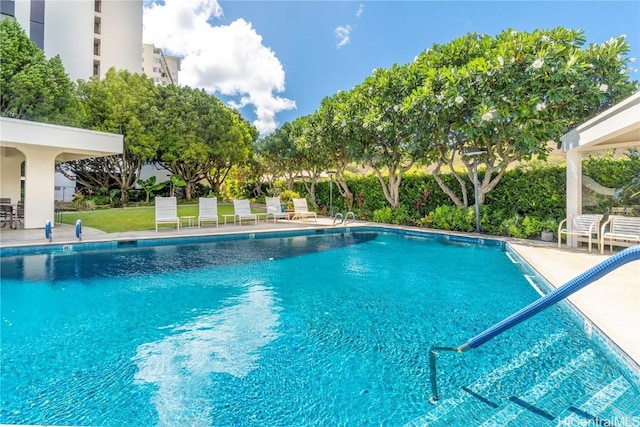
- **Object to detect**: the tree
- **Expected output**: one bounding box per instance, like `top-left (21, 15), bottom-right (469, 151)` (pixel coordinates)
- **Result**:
top-left (406, 28), bottom-right (638, 207)
top-left (57, 157), bottom-right (115, 191)
top-left (255, 122), bottom-right (303, 191)
top-left (313, 91), bottom-right (359, 211)
top-left (76, 68), bottom-right (161, 203)
top-left (204, 108), bottom-right (257, 196)
top-left (0, 19), bottom-right (80, 125)
top-left (349, 64), bottom-right (424, 208)
top-left (155, 85), bottom-right (256, 200)
top-left (290, 114), bottom-right (330, 209)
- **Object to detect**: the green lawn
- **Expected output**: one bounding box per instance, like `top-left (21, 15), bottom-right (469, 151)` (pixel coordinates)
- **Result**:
top-left (60, 203), bottom-right (264, 233)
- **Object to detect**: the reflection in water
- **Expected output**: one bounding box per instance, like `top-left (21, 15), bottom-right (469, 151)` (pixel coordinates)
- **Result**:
top-left (132, 282), bottom-right (281, 427)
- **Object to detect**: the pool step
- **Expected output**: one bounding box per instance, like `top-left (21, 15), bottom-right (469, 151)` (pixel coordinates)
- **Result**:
top-left (406, 339), bottom-right (639, 427)
top-left (553, 376), bottom-right (632, 426)
top-left (476, 350), bottom-right (594, 427)
top-left (404, 332), bottom-right (567, 426)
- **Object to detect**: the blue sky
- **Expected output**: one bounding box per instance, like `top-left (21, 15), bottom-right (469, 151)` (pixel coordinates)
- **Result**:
top-left (143, 1), bottom-right (640, 135)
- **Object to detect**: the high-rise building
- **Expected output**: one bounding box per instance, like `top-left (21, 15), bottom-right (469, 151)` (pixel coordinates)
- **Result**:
top-left (142, 43), bottom-right (180, 86)
top-left (1, 0), bottom-right (143, 82)
top-left (2, 0), bottom-right (177, 201)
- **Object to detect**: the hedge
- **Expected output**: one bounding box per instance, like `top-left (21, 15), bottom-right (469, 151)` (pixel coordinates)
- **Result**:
top-left (297, 156), bottom-right (639, 239)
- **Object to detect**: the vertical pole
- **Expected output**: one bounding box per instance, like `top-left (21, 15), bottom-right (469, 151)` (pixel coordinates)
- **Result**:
top-left (329, 174), bottom-right (333, 216)
top-left (474, 157), bottom-right (481, 233)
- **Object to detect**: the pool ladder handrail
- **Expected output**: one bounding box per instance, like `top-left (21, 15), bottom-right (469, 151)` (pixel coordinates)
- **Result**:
top-left (333, 211), bottom-right (356, 226)
top-left (428, 244), bottom-right (640, 404)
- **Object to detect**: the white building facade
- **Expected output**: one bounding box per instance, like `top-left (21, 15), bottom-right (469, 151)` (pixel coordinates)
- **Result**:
top-left (1, 0), bottom-right (142, 81)
top-left (143, 43), bottom-right (180, 86)
top-left (2, 0), bottom-right (177, 202)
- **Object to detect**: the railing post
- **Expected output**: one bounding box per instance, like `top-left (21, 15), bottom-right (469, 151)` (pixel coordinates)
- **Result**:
top-left (429, 348), bottom-right (441, 404)
top-left (428, 346), bottom-right (463, 404)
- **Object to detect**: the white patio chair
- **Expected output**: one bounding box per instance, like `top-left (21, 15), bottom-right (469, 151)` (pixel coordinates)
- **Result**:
top-left (292, 198), bottom-right (317, 221)
top-left (155, 196), bottom-right (179, 231)
top-left (265, 197), bottom-right (289, 223)
top-left (232, 199), bottom-right (258, 225)
top-left (557, 214), bottom-right (603, 252)
top-left (198, 197), bottom-right (219, 228)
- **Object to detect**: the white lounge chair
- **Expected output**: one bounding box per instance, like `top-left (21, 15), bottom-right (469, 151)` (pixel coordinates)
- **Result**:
top-left (155, 196), bottom-right (179, 231)
top-left (292, 198), bottom-right (317, 221)
top-left (557, 214), bottom-right (603, 253)
top-left (265, 197), bottom-right (289, 223)
top-left (226, 199), bottom-right (257, 225)
top-left (198, 197), bottom-right (219, 227)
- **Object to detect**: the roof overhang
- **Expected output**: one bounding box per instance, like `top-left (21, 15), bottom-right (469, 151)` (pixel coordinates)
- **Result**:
top-left (560, 91), bottom-right (640, 153)
top-left (0, 117), bottom-right (123, 161)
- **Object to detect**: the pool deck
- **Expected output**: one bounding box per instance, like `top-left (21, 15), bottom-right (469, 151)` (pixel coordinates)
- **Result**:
top-left (1, 218), bottom-right (638, 374)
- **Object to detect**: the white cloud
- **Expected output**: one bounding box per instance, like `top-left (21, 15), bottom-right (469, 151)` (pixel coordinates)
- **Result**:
top-left (143, 0), bottom-right (295, 134)
top-left (335, 25), bottom-right (352, 49)
top-left (334, 4), bottom-right (362, 49)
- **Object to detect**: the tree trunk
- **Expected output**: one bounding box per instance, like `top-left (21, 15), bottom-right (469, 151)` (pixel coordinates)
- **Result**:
top-left (335, 170), bottom-right (354, 211)
top-left (431, 150), bottom-right (470, 208)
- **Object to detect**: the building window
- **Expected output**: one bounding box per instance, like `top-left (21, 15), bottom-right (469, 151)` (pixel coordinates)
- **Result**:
top-left (94, 0), bottom-right (101, 13)
top-left (93, 60), bottom-right (100, 77)
top-left (30, 21), bottom-right (44, 49)
top-left (30, 0), bottom-right (45, 23)
top-left (94, 16), bottom-right (101, 34)
top-left (93, 39), bottom-right (100, 56)
top-left (0, 1), bottom-right (16, 17)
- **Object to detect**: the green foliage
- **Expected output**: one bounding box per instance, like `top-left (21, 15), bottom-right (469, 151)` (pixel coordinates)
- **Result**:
top-left (583, 152), bottom-right (640, 188)
top-left (484, 165), bottom-right (566, 220)
top-left (427, 205), bottom-right (475, 232)
top-left (76, 68), bottom-right (161, 203)
top-left (0, 19), bottom-right (81, 125)
top-left (72, 191), bottom-right (95, 211)
top-left (500, 215), bottom-right (558, 239)
top-left (137, 176), bottom-right (166, 203)
top-left (84, 194), bottom-right (111, 206)
top-left (278, 189), bottom-right (301, 209)
top-left (581, 152), bottom-right (640, 211)
top-left (169, 174), bottom-right (186, 197)
top-left (372, 206), bottom-right (409, 225)
top-left (405, 27), bottom-right (637, 208)
top-left (155, 85), bottom-right (257, 200)
top-left (109, 189), bottom-right (122, 208)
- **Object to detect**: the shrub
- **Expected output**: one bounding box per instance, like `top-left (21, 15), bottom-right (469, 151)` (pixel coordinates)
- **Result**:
top-left (500, 215), bottom-right (558, 239)
top-left (428, 205), bottom-right (474, 232)
top-left (278, 189), bottom-right (300, 210)
top-left (372, 206), bottom-right (409, 225)
top-left (72, 191), bottom-right (95, 211)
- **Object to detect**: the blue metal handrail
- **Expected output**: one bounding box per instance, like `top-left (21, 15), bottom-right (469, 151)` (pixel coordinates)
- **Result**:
top-left (428, 245), bottom-right (640, 404)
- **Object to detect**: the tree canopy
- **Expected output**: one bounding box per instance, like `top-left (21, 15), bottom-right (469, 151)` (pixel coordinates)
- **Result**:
top-left (0, 18), bottom-right (80, 125)
top-left (406, 28), bottom-right (637, 207)
top-left (263, 27), bottom-right (637, 209)
top-left (3, 18), bottom-right (637, 210)
top-left (155, 84), bottom-right (257, 199)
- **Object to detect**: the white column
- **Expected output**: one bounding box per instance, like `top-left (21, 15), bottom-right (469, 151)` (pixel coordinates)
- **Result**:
top-left (0, 149), bottom-right (23, 203)
top-left (22, 147), bottom-right (58, 230)
top-left (566, 149), bottom-right (582, 247)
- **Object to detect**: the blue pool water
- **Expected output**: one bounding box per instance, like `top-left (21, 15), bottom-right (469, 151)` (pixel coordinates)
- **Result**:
top-left (1, 230), bottom-right (638, 426)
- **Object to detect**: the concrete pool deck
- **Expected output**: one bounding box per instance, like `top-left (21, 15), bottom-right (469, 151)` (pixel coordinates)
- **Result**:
top-left (1, 218), bottom-right (638, 374)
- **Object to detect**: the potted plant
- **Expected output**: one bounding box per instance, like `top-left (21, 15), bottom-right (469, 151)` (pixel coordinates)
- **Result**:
top-left (540, 218), bottom-right (557, 242)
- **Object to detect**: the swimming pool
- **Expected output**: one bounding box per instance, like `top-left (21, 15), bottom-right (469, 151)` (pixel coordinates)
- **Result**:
top-left (1, 229), bottom-right (638, 426)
